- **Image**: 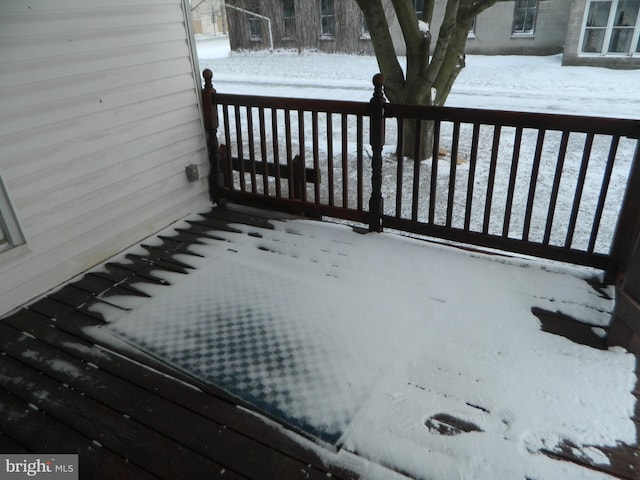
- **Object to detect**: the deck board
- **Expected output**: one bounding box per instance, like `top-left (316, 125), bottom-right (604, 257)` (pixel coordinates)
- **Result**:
top-left (1, 203), bottom-right (638, 479)
top-left (0, 321), bottom-right (334, 480)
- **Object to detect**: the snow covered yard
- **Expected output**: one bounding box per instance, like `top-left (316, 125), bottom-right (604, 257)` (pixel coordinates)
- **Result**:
top-left (90, 206), bottom-right (638, 480)
top-left (195, 38), bottom-right (640, 119)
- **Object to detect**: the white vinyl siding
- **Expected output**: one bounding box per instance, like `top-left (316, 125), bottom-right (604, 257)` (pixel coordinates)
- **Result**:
top-left (0, 0), bottom-right (209, 315)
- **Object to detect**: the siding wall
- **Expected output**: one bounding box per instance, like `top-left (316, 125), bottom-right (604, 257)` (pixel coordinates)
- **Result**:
top-left (391, 0), bottom-right (571, 56)
top-left (226, 0), bottom-right (572, 57)
top-left (0, 0), bottom-right (210, 316)
top-left (465, 0), bottom-right (572, 55)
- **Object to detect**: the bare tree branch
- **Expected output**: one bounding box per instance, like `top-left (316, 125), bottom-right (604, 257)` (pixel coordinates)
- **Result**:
top-left (354, 0), bottom-right (406, 102)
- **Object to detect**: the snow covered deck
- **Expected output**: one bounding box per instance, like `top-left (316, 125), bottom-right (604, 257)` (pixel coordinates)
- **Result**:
top-left (1, 204), bottom-right (639, 479)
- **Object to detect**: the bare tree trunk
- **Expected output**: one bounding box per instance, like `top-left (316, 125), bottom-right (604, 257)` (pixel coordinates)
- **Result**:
top-left (354, 0), bottom-right (498, 160)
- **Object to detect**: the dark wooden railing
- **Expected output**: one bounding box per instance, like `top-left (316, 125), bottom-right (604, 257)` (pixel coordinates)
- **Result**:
top-left (201, 69), bottom-right (640, 283)
top-left (383, 104), bottom-right (640, 277)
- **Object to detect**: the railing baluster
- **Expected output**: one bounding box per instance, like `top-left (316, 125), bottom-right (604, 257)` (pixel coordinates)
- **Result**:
top-left (523, 129), bottom-right (546, 241)
top-left (312, 111), bottom-right (320, 203)
top-left (259, 107), bottom-right (268, 195)
top-left (285, 109), bottom-right (293, 199)
top-left (565, 133), bottom-right (594, 249)
top-left (483, 125), bottom-right (501, 235)
top-left (588, 135), bottom-right (620, 253)
top-left (357, 114), bottom-right (364, 212)
top-left (429, 121), bottom-right (441, 224)
top-left (245, 106), bottom-right (257, 193)
top-left (271, 108), bottom-right (282, 198)
top-left (327, 113), bottom-right (334, 206)
top-left (412, 118), bottom-right (422, 222)
top-left (543, 130), bottom-right (570, 245)
top-left (464, 123), bottom-right (480, 231)
top-left (342, 113), bottom-right (349, 208)
top-left (503, 127), bottom-right (523, 238)
top-left (446, 121), bottom-right (460, 227)
top-left (222, 104), bottom-right (233, 189)
top-left (396, 118), bottom-right (405, 218)
top-left (234, 105), bottom-right (245, 191)
top-left (298, 109), bottom-right (306, 202)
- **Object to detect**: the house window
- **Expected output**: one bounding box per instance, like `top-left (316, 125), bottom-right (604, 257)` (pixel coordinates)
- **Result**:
top-left (513, 0), bottom-right (538, 35)
top-left (0, 175), bottom-right (26, 254)
top-left (581, 0), bottom-right (640, 55)
top-left (361, 14), bottom-right (370, 38)
top-left (468, 16), bottom-right (477, 38)
top-left (282, 0), bottom-right (295, 39)
top-left (414, 0), bottom-right (424, 18)
top-left (321, 0), bottom-right (335, 37)
top-left (248, 15), bottom-right (262, 41)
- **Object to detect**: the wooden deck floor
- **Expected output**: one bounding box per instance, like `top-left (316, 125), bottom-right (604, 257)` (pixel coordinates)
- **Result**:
top-left (1, 204), bottom-right (639, 479)
top-left (0, 206), bottom-right (362, 480)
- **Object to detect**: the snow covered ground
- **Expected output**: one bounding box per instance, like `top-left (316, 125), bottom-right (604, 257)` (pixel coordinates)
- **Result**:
top-left (195, 36), bottom-right (640, 118)
top-left (92, 38), bottom-right (640, 478)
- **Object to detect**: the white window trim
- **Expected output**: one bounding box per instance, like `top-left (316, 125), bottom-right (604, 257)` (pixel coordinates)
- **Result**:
top-left (0, 174), bottom-right (26, 254)
top-left (320, 0), bottom-right (335, 38)
top-left (579, 0), bottom-right (640, 57)
top-left (512, 0), bottom-right (538, 37)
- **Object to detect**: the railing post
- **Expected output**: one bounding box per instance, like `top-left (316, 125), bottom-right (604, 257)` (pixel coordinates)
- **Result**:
top-left (606, 138), bottom-right (640, 284)
top-left (201, 69), bottom-right (225, 206)
top-left (368, 74), bottom-right (385, 232)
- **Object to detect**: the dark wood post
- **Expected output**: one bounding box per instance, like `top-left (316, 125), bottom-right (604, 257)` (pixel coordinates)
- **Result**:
top-left (201, 69), bottom-right (225, 206)
top-left (292, 154), bottom-right (304, 200)
top-left (368, 74), bottom-right (385, 232)
top-left (605, 138), bottom-right (640, 283)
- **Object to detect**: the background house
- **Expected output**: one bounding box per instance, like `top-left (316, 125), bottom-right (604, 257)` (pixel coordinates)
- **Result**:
top-left (225, 0), bottom-right (640, 68)
top-left (0, 0), bottom-right (210, 316)
top-left (225, 0), bottom-right (371, 54)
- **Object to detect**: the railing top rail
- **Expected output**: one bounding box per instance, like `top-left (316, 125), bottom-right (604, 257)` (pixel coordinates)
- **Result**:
top-left (384, 103), bottom-right (640, 138)
top-left (213, 92), bottom-right (371, 116)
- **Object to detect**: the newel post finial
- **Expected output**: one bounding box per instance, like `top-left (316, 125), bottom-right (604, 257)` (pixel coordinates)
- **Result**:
top-left (202, 68), bottom-right (214, 91)
top-left (368, 73), bottom-right (386, 232)
top-left (372, 73), bottom-right (385, 99)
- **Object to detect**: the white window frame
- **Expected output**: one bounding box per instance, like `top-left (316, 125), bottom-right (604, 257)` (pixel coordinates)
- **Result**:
top-left (248, 14), bottom-right (263, 41)
top-left (579, 0), bottom-right (640, 57)
top-left (414, 0), bottom-right (424, 19)
top-left (0, 174), bottom-right (26, 254)
top-left (512, 0), bottom-right (538, 36)
top-left (320, 0), bottom-right (335, 38)
top-left (282, 0), bottom-right (296, 39)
